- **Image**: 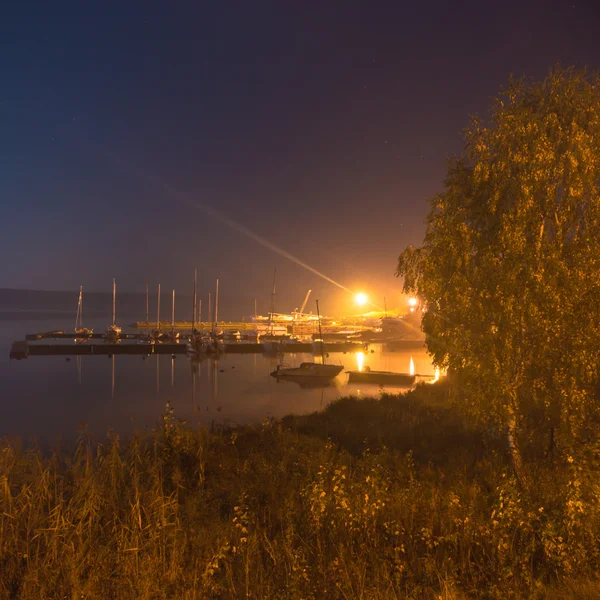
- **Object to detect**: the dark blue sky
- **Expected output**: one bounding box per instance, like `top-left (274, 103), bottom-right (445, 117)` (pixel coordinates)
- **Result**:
top-left (2, 0), bottom-right (599, 316)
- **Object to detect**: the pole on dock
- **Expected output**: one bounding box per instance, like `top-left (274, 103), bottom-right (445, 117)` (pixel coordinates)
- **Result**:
top-left (146, 284), bottom-right (149, 324)
top-left (192, 269), bottom-right (197, 333)
top-left (254, 298), bottom-right (257, 319)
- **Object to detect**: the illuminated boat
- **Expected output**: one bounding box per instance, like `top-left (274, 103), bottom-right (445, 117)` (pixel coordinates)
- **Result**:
top-left (163, 289), bottom-right (180, 342)
top-left (74, 286), bottom-right (93, 337)
top-left (188, 333), bottom-right (225, 354)
top-left (224, 329), bottom-right (241, 341)
top-left (104, 279), bottom-right (122, 340)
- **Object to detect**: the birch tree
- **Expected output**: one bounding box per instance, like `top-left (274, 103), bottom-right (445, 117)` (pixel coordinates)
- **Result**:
top-left (397, 67), bottom-right (600, 478)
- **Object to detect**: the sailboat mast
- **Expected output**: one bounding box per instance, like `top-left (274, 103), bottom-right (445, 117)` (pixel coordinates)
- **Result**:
top-left (75, 286), bottom-right (82, 330)
top-left (254, 298), bottom-right (257, 319)
top-left (157, 283), bottom-right (161, 329)
top-left (316, 299), bottom-right (325, 364)
top-left (269, 268), bottom-right (276, 334)
top-left (171, 289), bottom-right (175, 334)
top-left (146, 283), bottom-right (149, 324)
top-left (80, 286), bottom-right (83, 330)
top-left (192, 269), bottom-right (197, 333)
top-left (215, 278), bottom-right (219, 327)
top-left (199, 299), bottom-right (202, 327)
top-left (208, 293), bottom-right (212, 329)
top-left (112, 279), bottom-right (116, 327)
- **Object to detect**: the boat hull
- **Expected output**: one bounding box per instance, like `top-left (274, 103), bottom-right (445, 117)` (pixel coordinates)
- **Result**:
top-left (347, 370), bottom-right (416, 386)
top-left (270, 363), bottom-right (343, 380)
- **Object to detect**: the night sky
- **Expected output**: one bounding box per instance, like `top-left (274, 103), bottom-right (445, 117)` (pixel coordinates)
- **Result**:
top-left (2, 1), bottom-right (599, 317)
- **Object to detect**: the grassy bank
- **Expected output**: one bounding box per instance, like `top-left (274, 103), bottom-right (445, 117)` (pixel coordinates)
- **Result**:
top-left (1, 383), bottom-right (599, 599)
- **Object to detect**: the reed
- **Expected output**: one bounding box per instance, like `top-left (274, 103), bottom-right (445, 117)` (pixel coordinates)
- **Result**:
top-left (1, 385), bottom-right (599, 599)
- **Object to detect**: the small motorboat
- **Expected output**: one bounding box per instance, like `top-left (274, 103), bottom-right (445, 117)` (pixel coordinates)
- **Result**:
top-left (223, 329), bottom-right (241, 343)
top-left (347, 368), bottom-right (416, 386)
top-left (271, 362), bottom-right (343, 380)
top-left (272, 374), bottom-right (337, 389)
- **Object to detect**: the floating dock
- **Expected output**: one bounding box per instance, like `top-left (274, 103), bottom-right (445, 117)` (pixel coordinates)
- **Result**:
top-left (10, 341), bottom-right (186, 360)
top-left (26, 332), bottom-right (150, 341)
top-left (10, 338), bottom-right (369, 360)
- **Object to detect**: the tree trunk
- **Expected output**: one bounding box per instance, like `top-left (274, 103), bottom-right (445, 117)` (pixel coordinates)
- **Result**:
top-left (507, 413), bottom-right (529, 490)
top-left (547, 426), bottom-right (555, 459)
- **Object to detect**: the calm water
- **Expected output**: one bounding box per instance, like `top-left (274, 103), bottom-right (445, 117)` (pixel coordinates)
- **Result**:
top-left (1, 290), bottom-right (433, 441)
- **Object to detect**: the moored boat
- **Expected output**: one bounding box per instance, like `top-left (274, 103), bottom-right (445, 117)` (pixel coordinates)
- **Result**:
top-left (104, 279), bottom-right (122, 340)
top-left (271, 362), bottom-right (343, 380)
top-left (74, 286), bottom-right (93, 337)
top-left (270, 300), bottom-right (343, 381)
top-left (347, 369), bottom-right (416, 386)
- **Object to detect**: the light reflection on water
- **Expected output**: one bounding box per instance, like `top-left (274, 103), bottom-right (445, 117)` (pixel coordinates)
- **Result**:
top-left (1, 315), bottom-right (433, 441)
top-left (356, 351), bottom-right (365, 372)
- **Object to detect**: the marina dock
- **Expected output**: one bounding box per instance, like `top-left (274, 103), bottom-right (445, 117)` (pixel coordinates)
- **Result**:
top-left (26, 331), bottom-right (150, 341)
top-left (10, 341), bottom-right (187, 360)
top-left (10, 337), bottom-right (369, 360)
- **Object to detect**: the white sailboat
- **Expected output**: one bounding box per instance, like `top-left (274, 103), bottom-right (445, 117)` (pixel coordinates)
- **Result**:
top-left (74, 286), bottom-right (93, 337)
top-left (164, 289), bottom-right (180, 342)
top-left (105, 278), bottom-right (122, 340)
top-left (152, 283), bottom-right (163, 339)
top-left (261, 269), bottom-right (293, 344)
top-left (187, 269), bottom-right (211, 355)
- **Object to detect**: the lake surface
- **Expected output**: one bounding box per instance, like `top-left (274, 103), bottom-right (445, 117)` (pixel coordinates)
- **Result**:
top-left (1, 290), bottom-right (433, 442)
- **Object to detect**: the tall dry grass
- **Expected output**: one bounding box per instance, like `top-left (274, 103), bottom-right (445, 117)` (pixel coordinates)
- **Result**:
top-left (1, 384), bottom-right (599, 599)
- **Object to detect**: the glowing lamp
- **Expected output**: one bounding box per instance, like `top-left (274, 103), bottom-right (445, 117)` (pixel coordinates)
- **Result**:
top-left (355, 292), bottom-right (368, 306)
top-left (408, 297), bottom-right (418, 307)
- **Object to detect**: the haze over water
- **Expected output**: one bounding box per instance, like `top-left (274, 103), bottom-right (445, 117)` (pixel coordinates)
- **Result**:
top-left (2, 289), bottom-right (433, 442)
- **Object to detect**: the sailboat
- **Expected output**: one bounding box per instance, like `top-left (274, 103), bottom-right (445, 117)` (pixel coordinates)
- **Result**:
top-left (261, 269), bottom-right (294, 346)
top-left (74, 286), bottom-right (93, 337)
top-left (187, 269), bottom-right (206, 355)
top-left (152, 284), bottom-right (164, 340)
top-left (270, 300), bottom-right (343, 381)
top-left (164, 289), bottom-right (180, 342)
top-left (105, 278), bottom-right (122, 340)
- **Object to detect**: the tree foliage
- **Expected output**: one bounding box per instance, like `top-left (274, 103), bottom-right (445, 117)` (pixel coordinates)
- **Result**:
top-left (397, 67), bottom-right (600, 445)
